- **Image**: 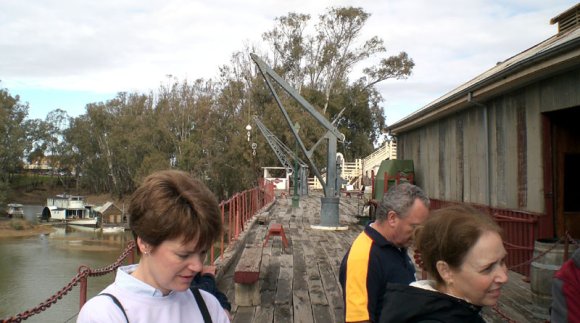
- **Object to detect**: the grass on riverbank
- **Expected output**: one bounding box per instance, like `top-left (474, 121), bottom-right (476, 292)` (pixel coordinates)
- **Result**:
top-left (0, 218), bottom-right (55, 238)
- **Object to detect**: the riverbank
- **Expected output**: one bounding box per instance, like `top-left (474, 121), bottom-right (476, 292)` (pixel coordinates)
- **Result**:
top-left (0, 219), bottom-right (55, 238)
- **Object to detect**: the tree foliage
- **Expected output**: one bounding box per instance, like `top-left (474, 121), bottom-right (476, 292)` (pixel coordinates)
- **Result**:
top-left (0, 87), bottom-right (29, 178)
top-left (6, 6), bottom-right (413, 200)
top-left (0, 86), bottom-right (29, 205)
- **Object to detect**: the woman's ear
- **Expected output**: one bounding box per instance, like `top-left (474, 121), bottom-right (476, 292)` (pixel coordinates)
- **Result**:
top-left (136, 237), bottom-right (150, 254)
top-left (436, 260), bottom-right (453, 284)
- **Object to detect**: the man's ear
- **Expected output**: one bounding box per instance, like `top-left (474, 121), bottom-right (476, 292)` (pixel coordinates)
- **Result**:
top-left (436, 260), bottom-right (453, 284)
top-left (386, 210), bottom-right (398, 226)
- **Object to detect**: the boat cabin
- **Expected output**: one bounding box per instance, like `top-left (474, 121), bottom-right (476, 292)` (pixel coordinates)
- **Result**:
top-left (6, 203), bottom-right (24, 218)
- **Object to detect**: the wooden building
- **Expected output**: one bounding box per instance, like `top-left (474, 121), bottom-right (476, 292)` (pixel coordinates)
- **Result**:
top-left (94, 202), bottom-right (124, 225)
top-left (387, 5), bottom-right (580, 275)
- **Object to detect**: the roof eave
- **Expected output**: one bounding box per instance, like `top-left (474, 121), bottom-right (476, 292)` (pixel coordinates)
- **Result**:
top-left (388, 35), bottom-right (580, 135)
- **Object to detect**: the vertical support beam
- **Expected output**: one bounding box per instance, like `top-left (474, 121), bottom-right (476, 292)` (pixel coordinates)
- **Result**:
top-left (320, 135), bottom-right (340, 226)
top-left (517, 103), bottom-right (528, 208)
top-left (541, 114), bottom-right (555, 238)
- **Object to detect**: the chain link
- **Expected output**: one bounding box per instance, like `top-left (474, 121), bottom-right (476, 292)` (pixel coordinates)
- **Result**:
top-left (508, 231), bottom-right (577, 270)
top-left (1, 241), bottom-right (135, 323)
top-left (492, 305), bottom-right (518, 323)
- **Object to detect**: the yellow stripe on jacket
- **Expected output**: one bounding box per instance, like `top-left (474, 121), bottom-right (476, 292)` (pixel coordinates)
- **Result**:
top-left (345, 232), bottom-right (373, 322)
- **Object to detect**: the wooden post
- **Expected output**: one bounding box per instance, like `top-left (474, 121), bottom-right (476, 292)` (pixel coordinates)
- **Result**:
top-left (79, 274), bottom-right (87, 309)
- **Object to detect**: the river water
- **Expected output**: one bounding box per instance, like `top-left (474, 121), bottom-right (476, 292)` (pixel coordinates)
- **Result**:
top-left (0, 205), bottom-right (135, 323)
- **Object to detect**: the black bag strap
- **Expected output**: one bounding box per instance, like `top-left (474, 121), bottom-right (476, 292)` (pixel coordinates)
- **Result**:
top-left (192, 288), bottom-right (213, 323)
top-left (99, 293), bottom-right (129, 323)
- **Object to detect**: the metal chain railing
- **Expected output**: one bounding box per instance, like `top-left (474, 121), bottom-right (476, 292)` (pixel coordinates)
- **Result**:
top-left (492, 304), bottom-right (518, 323)
top-left (0, 183), bottom-right (274, 323)
top-left (491, 231), bottom-right (577, 322)
top-left (1, 240), bottom-right (135, 323)
top-left (506, 231), bottom-right (577, 271)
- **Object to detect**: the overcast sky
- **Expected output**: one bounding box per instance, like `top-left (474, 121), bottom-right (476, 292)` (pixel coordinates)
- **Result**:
top-left (1, 0), bottom-right (576, 125)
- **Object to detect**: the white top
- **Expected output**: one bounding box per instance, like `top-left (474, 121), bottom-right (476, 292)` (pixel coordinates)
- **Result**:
top-left (410, 279), bottom-right (438, 291)
top-left (77, 264), bottom-right (230, 323)
top-left (411, 279), bottom-right (471, 303)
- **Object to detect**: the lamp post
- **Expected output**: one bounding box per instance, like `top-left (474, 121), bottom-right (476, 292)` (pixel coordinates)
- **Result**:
top-left (292, 122), bottom-right (300, 208)
top-left (245, 124), bottom-right (252, 142)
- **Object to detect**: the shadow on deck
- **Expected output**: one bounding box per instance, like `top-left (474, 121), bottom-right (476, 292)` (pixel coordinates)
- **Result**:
top-left (216, 194), bottom-right (546, 323)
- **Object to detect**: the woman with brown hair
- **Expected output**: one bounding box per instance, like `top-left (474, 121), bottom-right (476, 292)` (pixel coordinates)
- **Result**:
top-left (379, 204), bottom-right (508, 322)
top-left (78, 170), bottom-right (229, 323)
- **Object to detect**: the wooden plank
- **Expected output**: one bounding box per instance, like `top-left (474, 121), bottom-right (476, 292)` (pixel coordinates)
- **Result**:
top-left (262, 254), bottom-right (279, 291)
top-left (293, 290), bottom-right (314, 323)
top-left (293, 244), bottom-right (308, 290)
top-left (253, 306), bottom-right (274, 323)
top-left (302, 240), bottom-right (316, 259)
top-left (232, 306), bottom-right (255, 323)
top-left (261, 289), bottom-right (276, 307)
top-left (318, 259), bottom-right (344, 322)
top-left (307, 278), bottom-right (327, 306)
top-left (234, 245), bottom-right (263, 284)
top-left (275, 254), bottom-right (293, 305)
top-left (273, 303), bottom-right (293, 323)
top-left (312, 304), bottom-right (332, 323)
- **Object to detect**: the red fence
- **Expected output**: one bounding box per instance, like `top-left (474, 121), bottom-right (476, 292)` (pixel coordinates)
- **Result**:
top-left (210, 180), bottom-right (275, 265)
top-left (429, 199), bottom-right (554, 277)
top-left (0, 180), bottom-right (275, 323)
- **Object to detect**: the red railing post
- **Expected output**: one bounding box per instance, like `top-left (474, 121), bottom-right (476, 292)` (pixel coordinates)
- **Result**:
top-left (235, 195), bottom-right (240, 239)
top-left (79, 271), bottom-right (88, 309)
top-left (242, 191), bottom-right (246, 224)
top-left (220, 203), bottom-right (225, 260)
top-left (228, 199), bottom-right (233, 242)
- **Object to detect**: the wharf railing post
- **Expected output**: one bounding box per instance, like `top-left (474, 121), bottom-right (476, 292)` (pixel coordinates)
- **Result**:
top-left (79, 271), bottom-right (88, 309)
top-left (253, 189), bottom-right (257, 214)
top-left (220, 203), bottom-right (225, 260)
top-left (210, 231), bottom-right (216, 265)
top-left (228, 200), bottom-right (233, 242)
top-left (242, 191), bottom-right (246, 224)
top-left (235, 195), bottom-right (240, 239)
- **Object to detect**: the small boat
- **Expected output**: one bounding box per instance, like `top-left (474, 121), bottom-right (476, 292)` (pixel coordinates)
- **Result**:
top-left (101, 226), bottom-right (125, 234)
top-left (6, 203), bottom-right (24, 218)
top-left (67, 218), bottom-right (99, 227)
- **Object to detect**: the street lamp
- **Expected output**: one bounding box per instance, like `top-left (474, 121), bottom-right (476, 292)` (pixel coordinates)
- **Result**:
top-left (245, 124), bottom-right (252, 142)
top-left (292, 122), bottom-right (300, 208)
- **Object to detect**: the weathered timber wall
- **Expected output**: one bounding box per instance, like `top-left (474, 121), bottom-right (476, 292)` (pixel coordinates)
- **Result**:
top-left (397, 67), bottom-right (580, 214)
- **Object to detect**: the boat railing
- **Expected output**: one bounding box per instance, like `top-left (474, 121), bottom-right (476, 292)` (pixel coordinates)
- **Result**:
top-left (0, 180), bottom-right (276, 323)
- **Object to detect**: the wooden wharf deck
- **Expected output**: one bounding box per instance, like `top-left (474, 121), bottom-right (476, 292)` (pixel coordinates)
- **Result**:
top-left (216, 194), bottom-right (546, 323)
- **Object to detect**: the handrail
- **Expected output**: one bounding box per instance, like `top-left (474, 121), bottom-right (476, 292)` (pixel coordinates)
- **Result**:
top-left (0, 180), bottom-right (276, 323)
top-left (1, 240), bottom-right (136, 323)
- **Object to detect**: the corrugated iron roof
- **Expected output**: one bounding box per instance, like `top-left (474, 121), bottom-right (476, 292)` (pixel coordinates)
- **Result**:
top-left (388, 21), bottom-right (580, 134)
top-left (94, 201), bottom-right (115, 213)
